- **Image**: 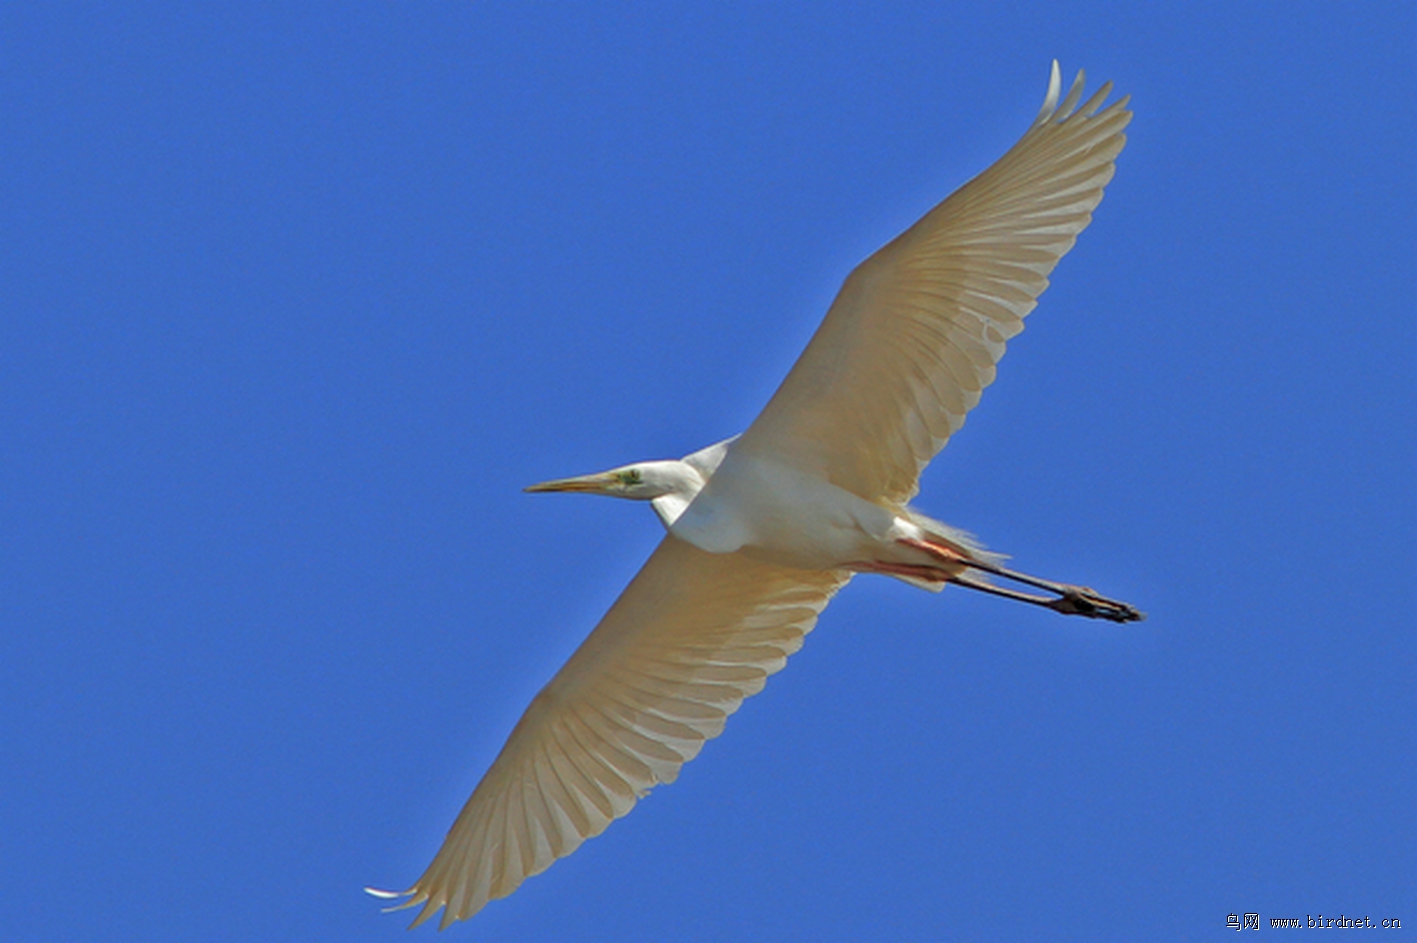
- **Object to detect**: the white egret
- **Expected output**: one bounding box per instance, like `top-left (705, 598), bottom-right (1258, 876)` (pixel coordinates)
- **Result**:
top-left (372, 61), bottom-right (1140, 928)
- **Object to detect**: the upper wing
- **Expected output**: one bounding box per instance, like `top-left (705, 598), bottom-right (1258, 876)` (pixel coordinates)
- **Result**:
top-left (392, 536), bottom-right (850, 928)
top-left (734, 63), bottom-right (1132, 505)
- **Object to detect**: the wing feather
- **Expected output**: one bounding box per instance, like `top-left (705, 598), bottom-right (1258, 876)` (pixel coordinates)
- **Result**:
top-left (735, 62), bottom-right (1131, 503)
top-left (394, 536), bottom-right (849, 928)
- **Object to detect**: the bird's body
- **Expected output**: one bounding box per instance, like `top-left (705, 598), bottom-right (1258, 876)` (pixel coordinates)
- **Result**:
top-left (678, 448), bottom-right (899, 565)
top-left (535, 438), bottom-right (997, 581)
top-left (671, 447), bottom-right (986, 581)
top-left (373, 62), bottom-right (1143, 929)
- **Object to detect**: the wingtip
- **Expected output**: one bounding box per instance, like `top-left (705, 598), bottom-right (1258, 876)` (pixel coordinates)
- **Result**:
top-left (366, 884), bottom-right (431, 920)
top-left (1036, 60), bottom-right (1063, 122)
top-left (1035, 61), bottom-right (1128, 126)
top-left (1057, 67), bottom-right (1087, 120)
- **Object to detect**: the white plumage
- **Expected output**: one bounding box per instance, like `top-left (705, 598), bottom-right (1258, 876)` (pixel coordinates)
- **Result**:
top-left (372, 61), bottom-right (1140, 929)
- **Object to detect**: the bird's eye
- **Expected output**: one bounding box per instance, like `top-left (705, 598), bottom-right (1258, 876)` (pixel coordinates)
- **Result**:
top-left (617, 469), bottom-right (642, 486)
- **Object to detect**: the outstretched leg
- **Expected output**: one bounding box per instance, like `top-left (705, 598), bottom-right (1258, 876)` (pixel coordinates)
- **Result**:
top-left (898, 537), bottom-right (1146, 623)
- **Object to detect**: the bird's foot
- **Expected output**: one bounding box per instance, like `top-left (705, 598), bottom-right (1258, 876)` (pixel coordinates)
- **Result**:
top-left (1046, 586), bottom-right (1145, 623)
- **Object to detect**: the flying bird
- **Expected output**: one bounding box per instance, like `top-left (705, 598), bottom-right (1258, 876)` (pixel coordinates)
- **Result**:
top-left (371, 61), bottom-right (1140, 929)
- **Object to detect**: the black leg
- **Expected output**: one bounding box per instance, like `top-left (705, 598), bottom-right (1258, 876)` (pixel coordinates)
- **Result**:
top-left (948, 567), bottom-right (1145, 623)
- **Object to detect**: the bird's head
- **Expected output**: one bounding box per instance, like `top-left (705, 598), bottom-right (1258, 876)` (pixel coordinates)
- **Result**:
top-left (524, 459), bottom-right (701, 503)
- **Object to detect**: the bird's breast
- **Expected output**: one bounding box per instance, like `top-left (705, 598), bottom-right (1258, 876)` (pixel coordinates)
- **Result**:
top-left (669, 452), bottom-right (897, 570)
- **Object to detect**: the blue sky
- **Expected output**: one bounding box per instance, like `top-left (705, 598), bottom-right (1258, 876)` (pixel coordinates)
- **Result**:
top-left (3, 3), bottom-right (1413, 940)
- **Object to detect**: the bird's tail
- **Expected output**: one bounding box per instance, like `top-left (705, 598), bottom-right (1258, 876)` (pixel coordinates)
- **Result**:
top-left (894, 508), bottom-right (1008, 592)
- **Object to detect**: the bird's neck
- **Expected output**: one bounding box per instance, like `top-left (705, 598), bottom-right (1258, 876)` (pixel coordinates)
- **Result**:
top-left (648, 460), bottom-right (707, 528)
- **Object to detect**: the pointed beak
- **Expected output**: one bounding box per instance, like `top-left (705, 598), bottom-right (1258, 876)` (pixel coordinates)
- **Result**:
top-left (523, 472), bottom-right (615, 494)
